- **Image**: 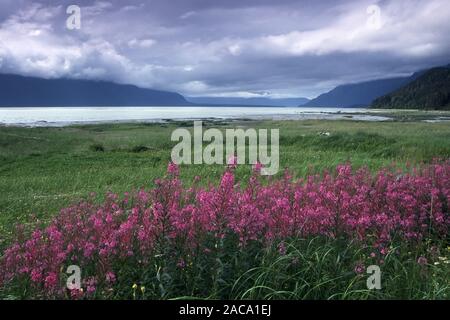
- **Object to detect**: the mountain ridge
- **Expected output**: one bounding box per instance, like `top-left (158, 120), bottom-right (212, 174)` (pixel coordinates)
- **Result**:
top-left (301, 74), bottom-right (422, 108)
top-left (0, 74), bottom-right (191, 107)
top-left (371, 66), bottom-right (450, 110)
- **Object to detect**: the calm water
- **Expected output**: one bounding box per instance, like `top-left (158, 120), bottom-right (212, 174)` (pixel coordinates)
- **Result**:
top-left (0, 106), bottom-right (391, 126)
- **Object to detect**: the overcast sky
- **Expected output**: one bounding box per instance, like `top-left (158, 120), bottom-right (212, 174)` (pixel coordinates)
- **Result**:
top-left (0, 0), bottom-right (449, 98)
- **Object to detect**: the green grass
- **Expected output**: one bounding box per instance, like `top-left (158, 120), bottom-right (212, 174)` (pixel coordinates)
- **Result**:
top-left (1, 119), bottom-right (450, 249)
top-left (0, 118), bottom-right (450, 299)
top-left (229, 238), bottom-right (449, 300)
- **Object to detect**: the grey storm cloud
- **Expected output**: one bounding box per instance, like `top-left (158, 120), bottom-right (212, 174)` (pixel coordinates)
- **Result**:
top-left (0, 0), bottom-right (449, 98)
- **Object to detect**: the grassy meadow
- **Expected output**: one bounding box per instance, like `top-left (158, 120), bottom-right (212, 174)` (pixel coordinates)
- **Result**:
top-left (0, 117), bottom-right (449, 299)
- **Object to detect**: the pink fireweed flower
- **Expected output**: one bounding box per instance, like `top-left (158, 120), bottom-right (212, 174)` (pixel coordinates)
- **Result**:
top-left (354, 263), bottom-right (365, 275)
top-left (167, 162), bottom-right (179, 176)
top-left (106, 272), bottom-right (116, 283)
top-left (44, 272), bottom-right (58, 289)
top-left (177, 259), bottom-right (186, 269)
top-left (253, 162), bottom-right (264, 173)
top-left (278, 242), bottom-right (287, 255)
top-left (417, 256), bottom-right (428, 266)
top-left (227, 155), bottom-right (238, 168)
top-left (0, 161), bottom-right (448, 299)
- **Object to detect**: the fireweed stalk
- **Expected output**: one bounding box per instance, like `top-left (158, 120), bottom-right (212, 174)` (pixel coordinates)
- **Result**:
top-left (0, 161), bottom-right (449, 299)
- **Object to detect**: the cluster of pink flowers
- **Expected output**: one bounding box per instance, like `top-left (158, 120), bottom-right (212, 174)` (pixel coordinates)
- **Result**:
top-left (0, 161), bottom-right (449, 297)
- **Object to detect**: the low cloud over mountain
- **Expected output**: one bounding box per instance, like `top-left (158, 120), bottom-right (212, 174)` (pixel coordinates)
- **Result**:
top-left (0, 0), bottom-right (449, 98)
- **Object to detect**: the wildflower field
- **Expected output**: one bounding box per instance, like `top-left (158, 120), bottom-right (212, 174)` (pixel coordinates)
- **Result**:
top-left (0, 119), bottom-right (449, 299)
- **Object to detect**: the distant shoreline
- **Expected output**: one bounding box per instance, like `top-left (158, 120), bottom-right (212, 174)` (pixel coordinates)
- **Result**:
top-left (0, 106), bottom-right (391, 127)
top-left (1, 107), bottom-right (450, 127)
